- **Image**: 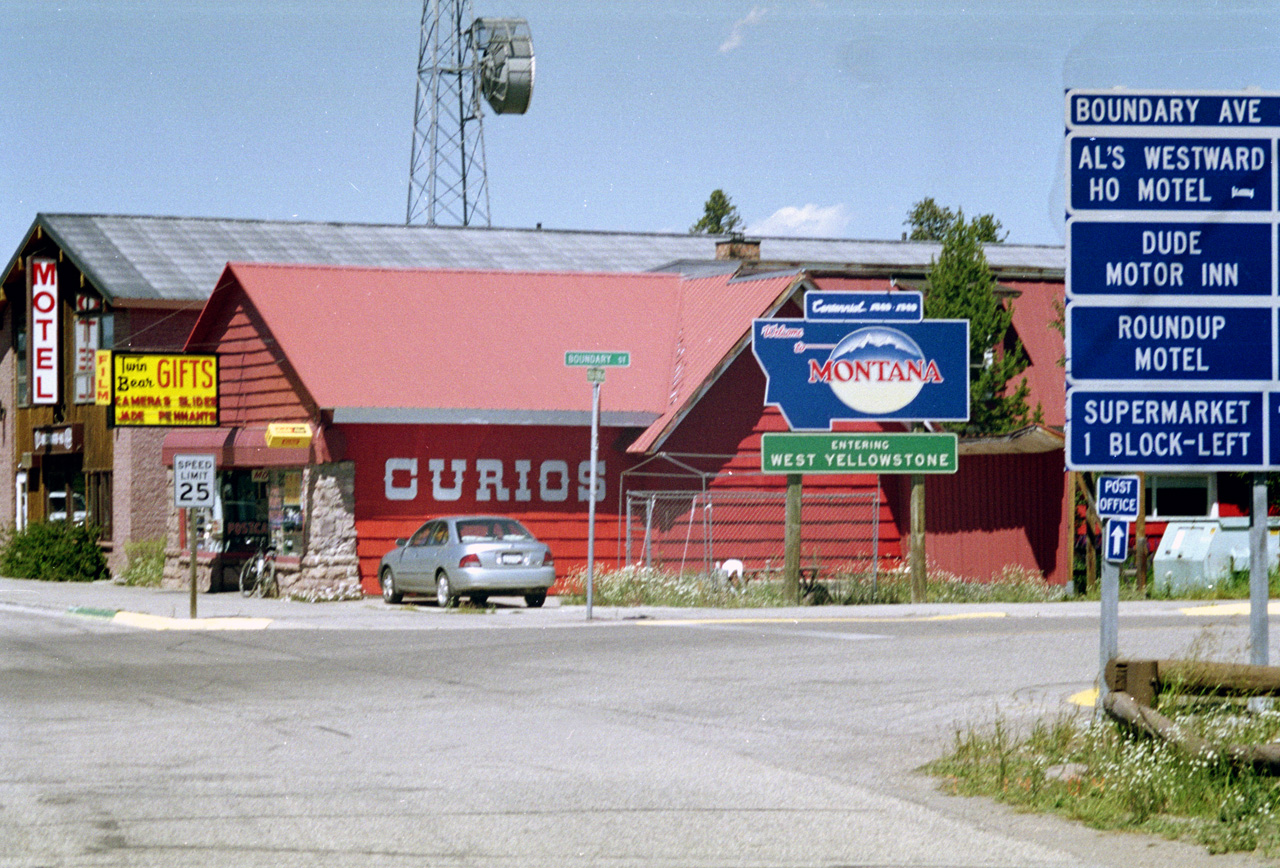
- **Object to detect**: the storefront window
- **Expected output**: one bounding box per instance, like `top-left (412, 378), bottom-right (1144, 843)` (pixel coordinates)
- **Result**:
top-left (202, 467), bottom-right (305, 557)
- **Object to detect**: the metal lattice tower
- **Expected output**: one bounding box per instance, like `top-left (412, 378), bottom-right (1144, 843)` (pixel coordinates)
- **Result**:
top-left (406, 0), bottom-right (490, 227)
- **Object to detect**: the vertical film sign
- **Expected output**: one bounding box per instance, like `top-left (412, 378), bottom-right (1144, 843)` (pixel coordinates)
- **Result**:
top-left (28, 259), bottom-right (58, 405)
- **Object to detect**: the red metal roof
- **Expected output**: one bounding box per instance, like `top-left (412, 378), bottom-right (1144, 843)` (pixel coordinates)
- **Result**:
top-left (189, 264), bottom-right (799, 437)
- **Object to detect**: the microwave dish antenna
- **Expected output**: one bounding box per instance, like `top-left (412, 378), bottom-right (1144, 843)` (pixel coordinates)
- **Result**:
top-left (474, 18), bottom-right (534, 115)
top-left (406, 1), bottom-right (535, 227)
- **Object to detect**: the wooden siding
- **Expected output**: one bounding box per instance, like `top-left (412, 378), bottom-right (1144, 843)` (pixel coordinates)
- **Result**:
top-left (199, 295), bottom-right (313, 426)
top-left (908, 452), bottom-right (1070, 584)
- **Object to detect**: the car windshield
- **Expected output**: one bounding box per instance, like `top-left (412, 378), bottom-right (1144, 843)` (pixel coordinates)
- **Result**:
top-left (455, 519), bottom-right (532, 542)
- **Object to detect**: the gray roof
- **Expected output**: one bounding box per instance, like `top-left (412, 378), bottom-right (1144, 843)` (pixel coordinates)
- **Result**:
top-left (14, 214), bottom-right (1064, 304)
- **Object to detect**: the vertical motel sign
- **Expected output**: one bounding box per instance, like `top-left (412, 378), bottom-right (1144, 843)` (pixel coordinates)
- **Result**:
top-left (28, 259), bottom-right (58, 404)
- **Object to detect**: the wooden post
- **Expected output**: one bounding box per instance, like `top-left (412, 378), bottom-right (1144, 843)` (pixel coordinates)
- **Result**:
top-left (909, 473), bottom-right (926, 603)
top-left (783, 474), bottom-right (802, 604)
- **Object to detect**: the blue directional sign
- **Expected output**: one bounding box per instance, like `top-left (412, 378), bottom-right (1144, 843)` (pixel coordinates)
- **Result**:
top-left (1065, 89), bottom-right (1280, 472)
top-left (804, 291), bottom-right (923, 323)
top-left (1067, 389), bottom-right (1265, 471)
top-left (1068, 136), bottom-right (1273, 212)
top-left (1095, 475), bottom-right (1141, 521)
top-left (1067, 305), bottom-right (1273, 382)
top-left (1067, 220), bottom-right (1272, 297)
top-left (1067, 92), bottom-right (1280, 129)
top-left (752, 319), bottom-right (969, 429)
top-left (1104, 519), bottom-right (1130, 564)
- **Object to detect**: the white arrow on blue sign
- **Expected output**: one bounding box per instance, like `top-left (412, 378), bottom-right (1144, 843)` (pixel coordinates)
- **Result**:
top-left (1105, 518), bottom-right (1130, 563)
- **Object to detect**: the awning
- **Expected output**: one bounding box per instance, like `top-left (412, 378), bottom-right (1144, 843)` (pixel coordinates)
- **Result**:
top-left (957, 424), bottom-right (1065, 456)
top-left (162, 425), bottom-right (343, 467)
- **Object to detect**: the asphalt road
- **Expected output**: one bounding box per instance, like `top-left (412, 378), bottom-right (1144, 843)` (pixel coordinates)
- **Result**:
top-left (1, 597), bottom-right (1275, 867)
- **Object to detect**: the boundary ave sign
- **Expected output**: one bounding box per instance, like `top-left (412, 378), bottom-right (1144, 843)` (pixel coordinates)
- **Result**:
top-left (1065, 89), bottom-right (1280, 471)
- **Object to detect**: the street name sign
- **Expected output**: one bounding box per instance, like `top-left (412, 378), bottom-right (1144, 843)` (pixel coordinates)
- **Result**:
top-left (760, 432), bottom-right (958, 475)
top-left (1065, 88), bottom-right (1280, 472)
top-left (565, 351), bottom-right (629, 367)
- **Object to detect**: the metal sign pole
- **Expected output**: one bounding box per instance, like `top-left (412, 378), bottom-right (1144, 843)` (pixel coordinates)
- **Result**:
top-left (1099, 553), bottom-right (1119, 708)
top-left (586, 374), bottom-right (601, 621)
top-left (1251, 473), bottom-right (1269, 666)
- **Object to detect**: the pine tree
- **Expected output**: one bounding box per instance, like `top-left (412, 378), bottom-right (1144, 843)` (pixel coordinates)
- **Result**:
top-left (923, 212), bottom-right (1039, 435)
top-left (690, 189), bottom-right (743, 235)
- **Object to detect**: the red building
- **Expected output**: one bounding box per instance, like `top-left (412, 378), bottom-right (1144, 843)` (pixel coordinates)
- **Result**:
top-left (165, 261), bottom-right (1069, 596)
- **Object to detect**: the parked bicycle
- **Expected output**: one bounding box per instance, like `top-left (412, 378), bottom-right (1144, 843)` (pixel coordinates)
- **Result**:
top-left (238, 542), bottom-right (278, 598)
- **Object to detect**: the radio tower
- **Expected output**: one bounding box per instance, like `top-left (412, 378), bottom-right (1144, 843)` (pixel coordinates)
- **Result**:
top-left (406, 1), bottom-right (534, 227)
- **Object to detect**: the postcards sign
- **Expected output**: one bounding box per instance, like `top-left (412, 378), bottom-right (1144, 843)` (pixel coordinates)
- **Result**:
top-left (751, 299), bottom-right (969, 429)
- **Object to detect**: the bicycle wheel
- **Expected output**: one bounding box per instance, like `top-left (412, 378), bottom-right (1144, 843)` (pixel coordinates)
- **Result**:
top-left (260, 558), bottom-right (278, 598)
top-left (238, 557), bottom-right (258, 597)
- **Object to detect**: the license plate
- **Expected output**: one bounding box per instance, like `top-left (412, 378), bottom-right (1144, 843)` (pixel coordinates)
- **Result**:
top-left (500, 552), bottom-right (524, 565)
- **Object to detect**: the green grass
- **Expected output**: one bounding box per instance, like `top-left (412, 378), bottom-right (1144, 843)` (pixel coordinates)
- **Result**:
top-left (925, 704), bottom-right (1280, 857)
top-left (118, 538), bottom-right (165, 587)
top-left (555, 563), bottom-right (1067, 608)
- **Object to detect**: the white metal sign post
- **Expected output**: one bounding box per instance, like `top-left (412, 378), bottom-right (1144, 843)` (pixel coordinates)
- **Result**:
top-left (174, 453), bottom-right (216, 618)
top-left (565, 352), bottom-right (629, 620)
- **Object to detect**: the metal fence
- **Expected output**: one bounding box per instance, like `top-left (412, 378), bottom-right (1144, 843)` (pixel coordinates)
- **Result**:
top-left (622, 489), bottom-right (882, 582)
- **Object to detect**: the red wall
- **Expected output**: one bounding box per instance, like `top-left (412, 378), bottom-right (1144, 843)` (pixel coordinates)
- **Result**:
top-left (343, 423), bottom-right (641, 593)
top-left (340, 346), bottom-right (1069, 592)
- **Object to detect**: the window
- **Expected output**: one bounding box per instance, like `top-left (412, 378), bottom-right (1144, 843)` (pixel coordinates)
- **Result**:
top-left (1145, 474), bottom-right (1214, 518)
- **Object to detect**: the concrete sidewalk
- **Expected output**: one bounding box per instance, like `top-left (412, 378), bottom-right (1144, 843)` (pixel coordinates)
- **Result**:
top-left (0, 574), bottom-right (1265, 632)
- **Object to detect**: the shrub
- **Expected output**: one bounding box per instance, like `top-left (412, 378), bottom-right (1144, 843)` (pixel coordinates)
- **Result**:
top-left (0, 521), bottom-right (108, 583)
top-left (119, 538), bottom-right (165, 587)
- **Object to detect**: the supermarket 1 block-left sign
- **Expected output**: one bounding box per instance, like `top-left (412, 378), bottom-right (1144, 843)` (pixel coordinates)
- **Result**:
top-left (751, 319), bottom-right (969, 429)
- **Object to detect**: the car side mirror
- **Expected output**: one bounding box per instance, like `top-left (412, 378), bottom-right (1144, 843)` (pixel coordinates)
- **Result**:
top-left (395, 538), bottom-right (407, 547)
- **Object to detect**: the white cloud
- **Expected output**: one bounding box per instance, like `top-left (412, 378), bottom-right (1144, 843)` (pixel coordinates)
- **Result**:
top-left (719, 6), bottom-right (767, 53)
top-left (747, 203), bottom-right (852, 238)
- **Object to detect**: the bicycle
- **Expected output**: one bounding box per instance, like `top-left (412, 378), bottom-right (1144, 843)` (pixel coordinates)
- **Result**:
top-left (238, 542), bottom-right (278, 598)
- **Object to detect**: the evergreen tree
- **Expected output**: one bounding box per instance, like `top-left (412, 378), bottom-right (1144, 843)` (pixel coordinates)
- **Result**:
top-left (923, 211), bottom-right (1038, 435)
top-left (905, 197), bottom-right (1006, 243)
top-left (690, 189), bottom-right (743, 235)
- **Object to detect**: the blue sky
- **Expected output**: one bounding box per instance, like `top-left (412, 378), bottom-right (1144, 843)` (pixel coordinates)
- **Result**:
top-left (4, 1), bottom-right (1278, 251)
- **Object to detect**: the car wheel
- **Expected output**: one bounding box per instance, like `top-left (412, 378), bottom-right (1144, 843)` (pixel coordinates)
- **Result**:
top-left (436, 571), bottom-right (458, 608)
top-left (524, 591), bottom-right (546, 608)
top-left (381, 568), bottom-right (403, 604)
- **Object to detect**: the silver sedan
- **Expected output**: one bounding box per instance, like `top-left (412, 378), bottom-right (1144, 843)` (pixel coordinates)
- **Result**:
top-left (378, 515), bottom-right (555, 608)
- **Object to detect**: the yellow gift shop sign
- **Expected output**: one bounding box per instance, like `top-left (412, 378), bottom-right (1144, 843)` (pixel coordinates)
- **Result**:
top-left (111, 352), bottom-right (219, 427)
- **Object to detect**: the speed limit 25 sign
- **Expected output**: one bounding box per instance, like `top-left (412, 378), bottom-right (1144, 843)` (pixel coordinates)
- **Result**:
top-left (173, 453), bottom-right (216, 509)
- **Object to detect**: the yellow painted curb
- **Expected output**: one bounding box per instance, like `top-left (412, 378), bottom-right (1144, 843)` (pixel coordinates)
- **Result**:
top-left (1178, 601), bottom-right (1280, 617)
top-left (112, 611), bottom-right (273, 631)
top-left (639, 611), bottom-right (1008, 627)
top-left (1069, 688), bottom-right (1099, 708)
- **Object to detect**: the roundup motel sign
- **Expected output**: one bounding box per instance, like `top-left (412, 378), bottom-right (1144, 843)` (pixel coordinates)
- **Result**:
top-left (107, 352), bottom-right (219, 427)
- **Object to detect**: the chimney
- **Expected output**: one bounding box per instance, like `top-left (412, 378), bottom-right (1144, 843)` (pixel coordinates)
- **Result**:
top-left (715, 233), bottom-right (761, 261)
